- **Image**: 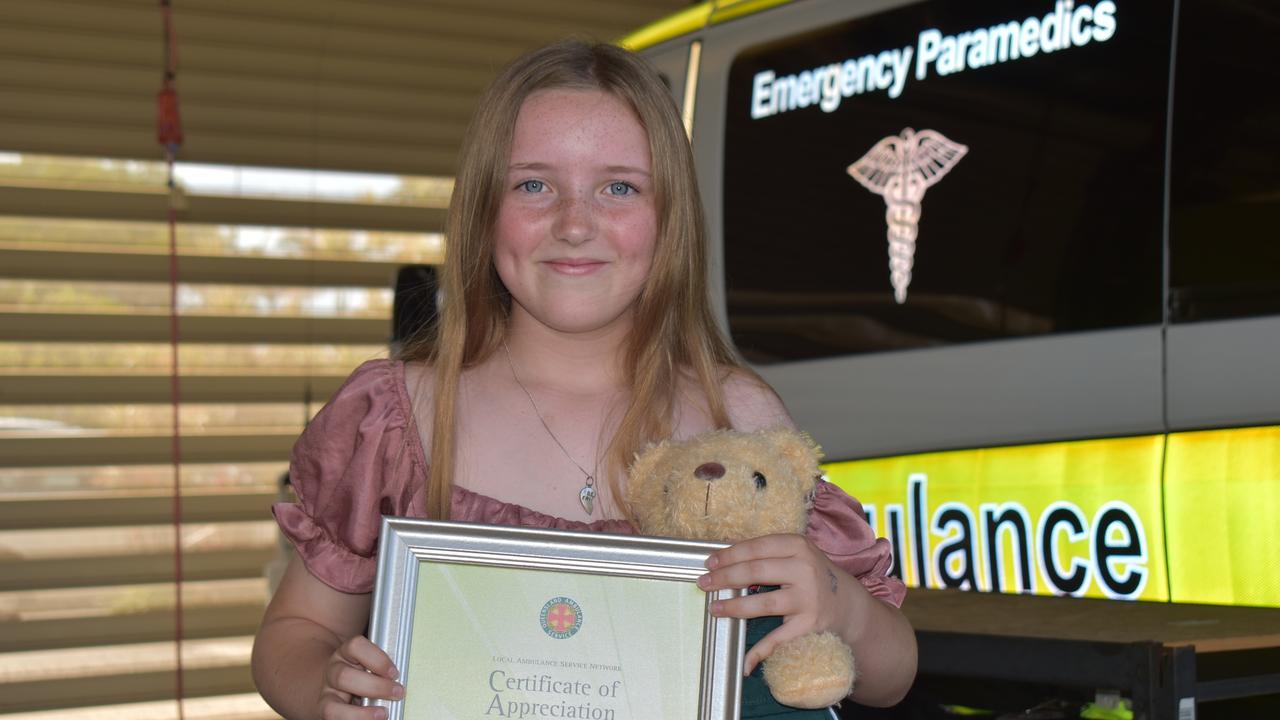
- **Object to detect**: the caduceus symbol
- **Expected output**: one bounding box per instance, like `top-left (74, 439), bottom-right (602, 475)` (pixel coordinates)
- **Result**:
top-left (847, 128), bottom-right (967, 304)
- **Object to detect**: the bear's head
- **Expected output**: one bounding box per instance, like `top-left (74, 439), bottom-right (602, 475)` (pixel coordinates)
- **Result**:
top-left (626, 428), bottom-right (823, 542)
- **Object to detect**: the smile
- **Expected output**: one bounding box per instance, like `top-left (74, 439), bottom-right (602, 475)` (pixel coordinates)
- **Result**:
top-left (543, 259), bottom-right (608, 276)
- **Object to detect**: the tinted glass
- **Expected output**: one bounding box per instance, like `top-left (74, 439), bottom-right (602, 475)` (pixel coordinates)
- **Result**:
top-left (1168, 0), bottom-right (1280, 323)
top-left (723, 1), bottom-right (1170, 363)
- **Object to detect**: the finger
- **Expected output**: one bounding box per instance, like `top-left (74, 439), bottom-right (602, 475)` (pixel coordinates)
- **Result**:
top-left (327, 661), bottom-right (405, 701)
top-left (710, 587), bottom-right (802, 620)
top-left (699, 557), bottom-right (800, 591)
top-left (743, 623), bottom-right (805, 677)
top-left (319, 685), bottom-right (352, 709)
top-left (706, 534), bottom-right (806, 570)
top-left (319, 694), bottom-right (390, 720)
top-left (338, 636), bottom-right (400, 680)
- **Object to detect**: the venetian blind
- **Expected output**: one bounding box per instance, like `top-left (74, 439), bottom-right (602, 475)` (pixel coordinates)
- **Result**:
top-left (0, 0), bottom-right (691, 716)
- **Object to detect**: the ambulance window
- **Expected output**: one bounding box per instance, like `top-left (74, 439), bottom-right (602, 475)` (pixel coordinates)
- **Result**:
top-left (721, 0), bottom-right (1169, 364)
top-left (1168, 0), bottom-right (1280, 323)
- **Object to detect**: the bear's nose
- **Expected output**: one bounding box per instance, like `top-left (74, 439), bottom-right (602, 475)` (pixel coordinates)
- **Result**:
top-left (694, 462), bottom-right (725, 481)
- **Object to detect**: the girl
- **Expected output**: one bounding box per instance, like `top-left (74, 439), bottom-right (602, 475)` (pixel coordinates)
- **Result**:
top-left (252, 40), bottom-right (916, 720)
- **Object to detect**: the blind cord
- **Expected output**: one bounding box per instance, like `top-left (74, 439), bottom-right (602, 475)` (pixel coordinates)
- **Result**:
top-left (157, 1), bottom-right (185, 718)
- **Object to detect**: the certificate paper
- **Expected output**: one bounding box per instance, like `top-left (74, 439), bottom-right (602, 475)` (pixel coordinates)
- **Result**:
top-left (366, 519), bottom-right (745, 720)
top-left (406, 562), bottom-right (704, 720)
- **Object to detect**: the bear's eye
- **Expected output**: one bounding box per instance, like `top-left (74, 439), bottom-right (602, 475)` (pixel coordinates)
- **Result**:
top-left (752, 471), bottom-right (767, 490)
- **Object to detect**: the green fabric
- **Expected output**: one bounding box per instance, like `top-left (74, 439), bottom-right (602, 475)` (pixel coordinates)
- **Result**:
top-left (741, 587), bottom-right (834, 720)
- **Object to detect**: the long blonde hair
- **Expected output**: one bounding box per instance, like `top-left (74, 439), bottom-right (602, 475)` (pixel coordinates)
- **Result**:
top-left (401, 40), bottom-right (743, 520)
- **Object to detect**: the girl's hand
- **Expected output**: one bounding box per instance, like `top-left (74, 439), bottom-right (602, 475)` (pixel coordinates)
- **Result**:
top-left (319, 635), bottom-right (403, 720)
top-left (697, 533), bottom-right (855, 676)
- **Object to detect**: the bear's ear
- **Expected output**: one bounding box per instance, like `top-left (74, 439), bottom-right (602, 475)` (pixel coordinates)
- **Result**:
top-left (767, 427), bottom-right (823, 466)
top-left (627, 441), bottom-right (669, 491)
top-left (764, 428), bottom-right (823, 498)
top-left (625, 440), bottom-right (673, 530)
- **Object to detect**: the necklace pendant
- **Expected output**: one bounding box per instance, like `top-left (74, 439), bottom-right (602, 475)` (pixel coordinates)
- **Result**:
top-left (579, 484), bottom-right (596, 516)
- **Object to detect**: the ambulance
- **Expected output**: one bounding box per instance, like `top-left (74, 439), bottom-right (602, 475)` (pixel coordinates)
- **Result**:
top-left (624, 0), bottom-right (1280, 608)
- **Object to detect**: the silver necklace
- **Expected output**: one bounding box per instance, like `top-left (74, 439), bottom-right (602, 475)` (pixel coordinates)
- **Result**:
top-left (503, 341), bottom-right (598, 516)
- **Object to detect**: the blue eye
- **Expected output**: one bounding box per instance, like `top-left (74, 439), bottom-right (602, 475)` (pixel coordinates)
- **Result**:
top-left (518, 179), bottom-right (545, 193)
top-left (606, 181), bottom-right (635, 196)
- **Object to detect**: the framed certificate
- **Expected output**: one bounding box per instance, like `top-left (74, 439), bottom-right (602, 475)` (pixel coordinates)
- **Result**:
top-left (366, 518), bottom-right (747, 720)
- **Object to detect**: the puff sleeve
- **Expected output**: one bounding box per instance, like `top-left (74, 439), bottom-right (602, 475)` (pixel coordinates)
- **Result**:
top-left (273, 359), bottom-right (424, 594)
top-left (806, 481), bottom-right (907, 608)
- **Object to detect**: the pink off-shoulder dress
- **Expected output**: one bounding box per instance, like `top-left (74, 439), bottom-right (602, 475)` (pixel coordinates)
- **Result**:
top-left (274, 359), bottom-right (906, 607)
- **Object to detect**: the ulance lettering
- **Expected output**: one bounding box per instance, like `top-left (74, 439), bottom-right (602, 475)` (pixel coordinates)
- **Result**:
top-left (864, 473), bottom-right (1149, 600)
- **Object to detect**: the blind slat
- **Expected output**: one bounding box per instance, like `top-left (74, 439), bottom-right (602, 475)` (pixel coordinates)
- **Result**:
top-left (0, 312), bottom-right (388, 344)
top-left (0, 604), bottom-right (266, 653)
top-left (1, 2), bottom-right (529, 68)
top-left (0, 248), bottom-right (410, 288)
top-left (0, 26), bottom-right (493, 93)
top-left (1, 659), bottom-right (254, 714)
top-left (0, 692), bottom-right (277, 720)
top-left (0, 492), bottom-right (278, 530)
top-left (0, 186), bottom-right (445, 232)
top-left (5, 0), bottom-right (670, 36)
top-left (169, 0), bottom-right (668, 41)
top-left (2, 0), bottom-right (666, 55)
top-left (0, 374), bottom-right (347, 404)
top-left (0, 545), bottom-right (275, 591)
top-left (0, 121), bottom-right (464, 176)
top-left (0, 87), bottom-right (470, 148)
top-left (0, 432), bottom-right (298, 467)
top-left (0, 551), bottom-right (275, 592)
top-left (0, 56), bottom-right (478, 119)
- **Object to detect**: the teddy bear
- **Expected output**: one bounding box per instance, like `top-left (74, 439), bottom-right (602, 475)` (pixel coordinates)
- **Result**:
top-left (626, 427), bottom-right (856, 715)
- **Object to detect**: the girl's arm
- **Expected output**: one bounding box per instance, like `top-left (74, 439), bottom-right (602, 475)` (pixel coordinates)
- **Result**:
top-left (252, 555), bottom-right (403, 720)
top-left (709, 372), bottom-right (917, 704)
top-left (700, 534), bottom-right (918, 707)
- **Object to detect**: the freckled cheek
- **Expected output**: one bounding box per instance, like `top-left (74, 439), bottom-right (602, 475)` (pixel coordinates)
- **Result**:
top-left (610, 212), bottom-right (658, 261)
top-left (493, 209), bottom-right (548, 256)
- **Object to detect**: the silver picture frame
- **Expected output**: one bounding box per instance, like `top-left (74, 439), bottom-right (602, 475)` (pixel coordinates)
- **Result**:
top-left (366, 517), bottom-right (747, 720)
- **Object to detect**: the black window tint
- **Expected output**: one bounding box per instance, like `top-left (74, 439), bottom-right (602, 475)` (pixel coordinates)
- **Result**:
top-left (723, 1), bottom-right (1170, 364)
top-left (1168, 0), bottom-right (1280, 323)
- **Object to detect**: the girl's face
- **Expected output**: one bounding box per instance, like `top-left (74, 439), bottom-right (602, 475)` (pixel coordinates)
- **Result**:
top-left (494, 89), bottom-right (657, 338)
